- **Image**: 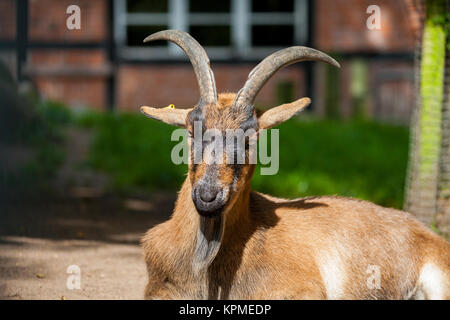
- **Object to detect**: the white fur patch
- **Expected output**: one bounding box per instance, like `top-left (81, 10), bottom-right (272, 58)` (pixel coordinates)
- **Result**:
top-left (318, 252), bottom-right (345, 299)
top-left (418, 263), bottom-right (445, 300)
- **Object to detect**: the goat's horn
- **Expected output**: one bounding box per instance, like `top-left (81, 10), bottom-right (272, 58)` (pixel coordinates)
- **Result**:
top-left (233, 46), bottom-right (340, 109)
top-left (144, 30), bottom-right (217, 104)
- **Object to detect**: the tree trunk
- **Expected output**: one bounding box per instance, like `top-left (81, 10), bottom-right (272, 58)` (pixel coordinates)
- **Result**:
top-left (436, 0), bottom-right (450, 237)
top-left (404, 0), bottom-right (447, 227)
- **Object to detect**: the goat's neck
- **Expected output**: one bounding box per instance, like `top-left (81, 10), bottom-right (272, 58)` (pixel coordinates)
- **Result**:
top-left (223, 182), bottom-right (252, 237)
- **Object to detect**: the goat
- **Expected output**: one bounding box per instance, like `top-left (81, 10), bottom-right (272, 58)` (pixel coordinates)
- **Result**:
top-left (140, 30), bottom-right (450, 300)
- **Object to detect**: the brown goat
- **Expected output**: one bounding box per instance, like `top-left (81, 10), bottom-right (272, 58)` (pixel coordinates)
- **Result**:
top-left (140, 30), bottom-right (450, 300)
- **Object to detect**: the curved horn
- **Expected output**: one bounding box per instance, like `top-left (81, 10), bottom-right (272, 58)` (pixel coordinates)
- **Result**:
top-left (233, 46), bottom-right (340, 109)
top-left (144, 30), bottom-right (217, 104)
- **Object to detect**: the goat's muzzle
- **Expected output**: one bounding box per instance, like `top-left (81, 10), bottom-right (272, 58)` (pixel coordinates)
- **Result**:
top-left (192, 184), bottom-right (227, 217)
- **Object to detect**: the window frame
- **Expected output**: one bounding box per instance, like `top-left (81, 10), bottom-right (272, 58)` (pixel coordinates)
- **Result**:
top-left (114, 0), bottom-right (309, 61)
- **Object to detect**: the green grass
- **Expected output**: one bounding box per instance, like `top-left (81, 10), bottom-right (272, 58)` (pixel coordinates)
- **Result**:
top-left (79, 112), bottom-right (409, 208)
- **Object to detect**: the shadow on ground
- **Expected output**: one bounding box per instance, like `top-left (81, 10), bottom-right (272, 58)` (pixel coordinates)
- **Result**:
top-left (0, 193), bottom-right (176, 299)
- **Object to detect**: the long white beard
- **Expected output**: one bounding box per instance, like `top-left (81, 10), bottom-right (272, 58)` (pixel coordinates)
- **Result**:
top-left (192, 214), bottom-right (224, 274)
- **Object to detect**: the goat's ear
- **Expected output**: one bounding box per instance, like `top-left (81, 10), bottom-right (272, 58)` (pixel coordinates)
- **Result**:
top-left (257, 97), bottom-right (311, 129)
top-left (140, 105), bottom-right (192, 127)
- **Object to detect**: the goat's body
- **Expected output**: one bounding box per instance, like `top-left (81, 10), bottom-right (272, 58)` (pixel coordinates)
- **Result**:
top-left (140, 33), bottom-right (449, 299)
top-left (142, 180), bottom-right (450, 300)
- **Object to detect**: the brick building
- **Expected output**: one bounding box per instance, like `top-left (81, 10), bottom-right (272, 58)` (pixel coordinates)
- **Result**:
top-left (0, 0), bottom-right (418, 122)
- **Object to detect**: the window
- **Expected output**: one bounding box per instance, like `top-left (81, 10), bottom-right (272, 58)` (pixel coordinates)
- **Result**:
top-left (114, 0), bottom-right (308, 60)
top-left (127, 0), bottom-right (168, 13)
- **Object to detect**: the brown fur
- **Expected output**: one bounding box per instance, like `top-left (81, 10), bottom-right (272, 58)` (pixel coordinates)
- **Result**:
top-left (142, 93), bottom-right (450, 300)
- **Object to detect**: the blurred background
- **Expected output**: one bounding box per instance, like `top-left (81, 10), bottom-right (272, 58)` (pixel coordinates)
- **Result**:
top-left (0, 0), bottom-right (448, 299)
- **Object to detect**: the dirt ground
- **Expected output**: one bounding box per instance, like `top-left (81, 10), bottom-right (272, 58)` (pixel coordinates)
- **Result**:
top-left (0, 193), bottom-right (176, 300)
top-left (0, 126), bottom-right (180, 300)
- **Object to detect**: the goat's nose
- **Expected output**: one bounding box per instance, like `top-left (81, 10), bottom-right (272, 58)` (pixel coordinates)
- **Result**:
top-left (199, 186), bottom-right (218, 203)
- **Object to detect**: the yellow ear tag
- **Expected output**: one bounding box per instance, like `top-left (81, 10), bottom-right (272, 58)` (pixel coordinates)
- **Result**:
top-left (164, 104), bottom-right (175, 110)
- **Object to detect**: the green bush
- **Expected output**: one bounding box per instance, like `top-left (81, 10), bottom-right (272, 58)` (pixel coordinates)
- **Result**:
top-left (24, 100), bottom-right (70, 179)
top-left (1, 96), bottom-right (69, 194)
top-left (79, 112), bottom-right (187, 192)
top-left (252, 120), bottom-right (409, 208)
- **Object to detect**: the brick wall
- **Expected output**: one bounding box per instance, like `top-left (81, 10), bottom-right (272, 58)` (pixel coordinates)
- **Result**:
top-left (27, 0), bottom-right (109, 109)
top-left (30, 50), bottom-right (108, 109)
top-left (29, 0), bottom-right (106, 41)
top-left (0, 0), bottom-right (419, 120)
top-left (368, 60), bottom-right (415, 122)
top-left (315, 0), bottom-right (416, 52)
top-left (0, 0), bottom-right (15, 40)
top-left (313, 0), bottom-right (417, 122)
top-left (117, 64), bottom-right (305, 111)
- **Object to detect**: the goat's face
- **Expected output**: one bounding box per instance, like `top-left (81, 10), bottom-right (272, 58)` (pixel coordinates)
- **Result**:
top-left (186, 95), bottom-right (258, 217)
top-left (140, 30), bottom-right (339, 219)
